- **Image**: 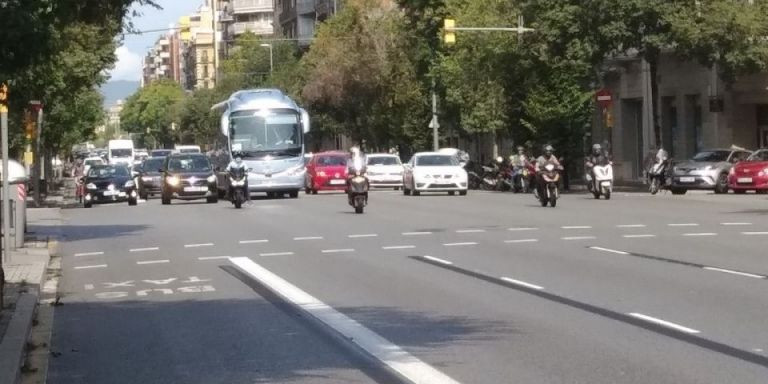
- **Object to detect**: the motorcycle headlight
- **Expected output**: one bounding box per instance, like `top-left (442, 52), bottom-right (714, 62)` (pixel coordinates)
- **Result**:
top-left (107, 184), bottom-right (115, 191)
top-left (207, 174), bottom-right (216, 183)
top-left (545, 164), bottom-right (555, 172)
top-left (230, 179), bottom-right (245, 186)
top-left (86, 183), bottom-right (97, 190)
top-left (124, 180), bottom-right (135, 188)
top-left (166, 176), bottom-right (180, 186)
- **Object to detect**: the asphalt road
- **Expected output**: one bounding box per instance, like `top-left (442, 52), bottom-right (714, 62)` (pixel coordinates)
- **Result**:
top-left (47, 188), bottom-right (768, 384)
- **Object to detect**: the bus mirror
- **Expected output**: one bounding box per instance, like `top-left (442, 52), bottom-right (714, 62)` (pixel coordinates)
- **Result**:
top-left (300, 108), bottom-right (310, 134)
top-left (220, 111), bottom-right (230, 136)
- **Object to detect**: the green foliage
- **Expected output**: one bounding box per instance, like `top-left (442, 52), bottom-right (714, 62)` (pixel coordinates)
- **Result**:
top-left (120, 80), bottom-right (185, 148)
top-left (177, 88), bottom-right (220, 146)
top-left (44, 88), bottom-right (105, 154)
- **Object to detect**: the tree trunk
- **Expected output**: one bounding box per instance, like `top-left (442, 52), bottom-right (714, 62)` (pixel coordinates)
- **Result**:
top-left (649, 55), bottom-right (662, 148)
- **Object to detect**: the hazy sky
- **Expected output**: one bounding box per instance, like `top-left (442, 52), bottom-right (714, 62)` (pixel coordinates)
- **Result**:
top-left (108, 0), bottom-right (203, 82)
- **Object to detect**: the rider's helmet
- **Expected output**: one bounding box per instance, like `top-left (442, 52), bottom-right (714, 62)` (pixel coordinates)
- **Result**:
top-left (543, 144), bottom-right (554, 157)
top-left (592, 143), bottom-right (602, 156)
top-left (517, 146), bottom-right (525, 154)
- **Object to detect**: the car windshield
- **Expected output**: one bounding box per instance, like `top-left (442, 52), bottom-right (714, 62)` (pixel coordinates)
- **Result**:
top-left (84, 159), bottom-right (103, 166)
top-left (167, 155), bottom-right (211, 172)
top-left (416, 155), bottom-right (458, 166)
top-left (110, 148), bottom-right (132, 158)
top-left (367, 156), bottom-right (401, 166)
top-left (88, 166), bottom-right (129, 178)
top-left (229, 109), bottom-right (302, 157)
top-left (317, 156), bottom-right (346, 166)
top-left (142, 158), bottom-right (165, 172)
top-left (747, 150), bottom-right (768, 161)
top-left (691, 151), bottom-right (730, 162)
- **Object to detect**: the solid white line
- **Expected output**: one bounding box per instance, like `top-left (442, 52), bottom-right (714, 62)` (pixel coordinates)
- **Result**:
top-left (500, 277), bottom-right (544, 290)
top-left (703, 267), bottom-right (766, 279)
top-left (562, 226), bottom-right (592, 229)
top-left (382, 245), bottom-right (416, 250)
top-left (668, 223), bottom-right (699, 227)
top-left (623, 234), bottom-right (656, 238)
top-left (260, 252), bottom-right (294, 257)
top-left (682, 233), bottom-right (717, 237)
top-left (74, 264), bottom-right (107, 270)
top-left (185, 243), bottom-right (214, 248)
top-left (74, 252), bottom-right (104, 257)
top-left (456, 229), bottom-right (485, 233)
top-left (321, 249), bottom-right (355, 254)
top-left (136, 259), bottom-right (170, 265)
top-left (504, 239), bottom-right (539, 244)
top-left (721, 222), bottom-right (752, 226)
top-left (229, 257), bottom-right (461, 384)
top-left (423, 255), bottom-right (453, 265)
top-left (589, 246), bottom-right (629, 255)
top-left (129, 247), bottom-right (159, 253)
top-left (508, 227), bottom-right (539, 231)
top-left (198, 256), bottom-right (231, 261)
top-left (443, 242), bottom-right (478, 247)
top-left (628, 313), bottom-right (700, 334)
top-left (403, 231), bottom-right (432, 236)
top-left (348, 234), bottom-right (378, 238)
top-left (742, 232), bottom-right (768, 236)
top-left (294, 236), bottom-right (323, 241)
top-left (561, 236), bottom-right (596, 241)
top-left (617, 224), bottom-right (646, 228)
top-left (239, 239), bottom-right (269, 244)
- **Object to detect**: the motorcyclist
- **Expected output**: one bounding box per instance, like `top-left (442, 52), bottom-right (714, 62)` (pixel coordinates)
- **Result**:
top-left (346, 146), bottom-right (368, 205)
top-left (585, 144), bottom-right (611, 168)
top-left (508, 146), bottom-right (529, 168)
top-left (535, 144), bottom-right (562, 197)
top-left (226, 156), bottom-right (249, 201)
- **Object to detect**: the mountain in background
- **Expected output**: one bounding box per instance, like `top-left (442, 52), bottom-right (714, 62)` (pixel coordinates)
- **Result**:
top-left (100, 80), bottom-right (140, 107)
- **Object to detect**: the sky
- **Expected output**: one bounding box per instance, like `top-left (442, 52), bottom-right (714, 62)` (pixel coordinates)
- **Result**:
top-left (108, 0), bottom-right (202, 82)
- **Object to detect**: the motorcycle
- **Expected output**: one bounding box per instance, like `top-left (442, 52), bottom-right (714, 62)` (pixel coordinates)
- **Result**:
top-left (229, 165), bottom-right (249, 209)
top-left (347, 157), bottom-right (369, 214)
top-left (648, 155), bottom-right (669, 195)
top-left (588, 161), bottom-right (614, 200)
top-left (510, 165), bottom-right (534, 193)
top-left (537, 162), bottom-right (562, 207)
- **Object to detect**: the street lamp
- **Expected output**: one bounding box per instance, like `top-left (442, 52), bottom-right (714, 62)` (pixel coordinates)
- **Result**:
top-left (260, 43), bottom-right (273, 75)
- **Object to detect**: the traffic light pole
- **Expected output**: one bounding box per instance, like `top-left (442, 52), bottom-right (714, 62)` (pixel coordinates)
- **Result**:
top-left (2, 83), bottom-right (11, 309)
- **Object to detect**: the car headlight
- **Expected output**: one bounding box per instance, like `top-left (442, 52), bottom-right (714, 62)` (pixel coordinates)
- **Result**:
top-left (285, 165), bottom-right (304, 176)
top-left (124, 180), bottom-right (135, 188)
top-left (703, 165), bottom-right (713, 171)
top-left (317, 171), bottom-right (327, 177)
top-left (729, 167), bottom-right (735, 176)
top-left (166, 176), bottom-right (180, 186)
top-left (86, 183), bottom-right (97, 190)
top-left (207, 174), bottom-right (216, 183)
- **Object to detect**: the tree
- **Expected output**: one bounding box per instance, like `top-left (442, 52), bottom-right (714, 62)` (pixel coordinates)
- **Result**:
top-left (120, 80), bottom-right (185, 148)
top-left (177, 88), bottom-right (220, 147)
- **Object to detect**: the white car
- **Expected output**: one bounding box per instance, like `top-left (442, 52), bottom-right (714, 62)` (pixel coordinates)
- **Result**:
top-left (366, 154), bottom-right (404, 189)
top-left (83, 156), bottom-right (105, 176)
top-left (403, 152), bottom-right (468, 196)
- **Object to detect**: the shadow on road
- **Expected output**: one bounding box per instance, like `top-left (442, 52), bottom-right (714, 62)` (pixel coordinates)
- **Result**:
top-left (31, 224), bottom-right (150, 242)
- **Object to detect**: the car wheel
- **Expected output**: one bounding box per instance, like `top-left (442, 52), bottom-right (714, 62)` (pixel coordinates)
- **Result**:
top-left (459, 190), bottom-right (467, 196)
top-left (448, 191), bottom-right (455, 196)
top-left (413, 190), bottom-right (421, 196)
top-left (714, 173), bottom-right (729, 194)
top-left (756, 190), bottom-right (767, 195)
top-left (288, 191), bottom-right (299, 198)
top-left (128, 197), bottom-right (137, 206)
top-left (394, 186), bottom-right (400, 191)
top-left (207, 195), bottom-right (218, 204)
top-left (670, 188), bottom-right (687, 195)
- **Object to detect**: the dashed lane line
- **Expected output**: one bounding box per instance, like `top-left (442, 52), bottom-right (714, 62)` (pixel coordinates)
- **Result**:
top-left (402, 231), bottom-right (433, 236)
top-left (623, 234), bottom-right (656, 238)
top-left (682, 233), bottom-right (717, 237)
top-left (617, 224), bottom-right (646, 228)
top-left (742, 232), bottom-right (768, 236)
top-left (589, 246), bottom-right (629, 255)
top-left (129, 247), bottom-right (159, 253)
top-left (260, 252), bottom-right (295, 257)
top-left (668, 223), bottom-right (700, 227)
top-left (562, 226), bottom-right (592, 229)
top-left (500, 277), bottom-right (544, 290)
top-left (136, 259), bottom-right (170, 265)
top-left (382, 245), bottom-right (416, 250)
top-left (456, 229), bottom-right (486, 233)
top-left (562, 236), bottom-right (597, 241)
top-left (721, 222), bottom-right (752, 226)
top-left (628, 313), bottom-right (700, 334)
top-left (423, 255), bottom-right (453, 265)
top-left (508, 227), bottom-right (539, 231)
top-left (185, 243), bottom-right (214, 248)
top-left (702, 267), bottom-right (766, 279)
top-left (348, 234), bottom-right (378, 238)
top-left (198, 256), bottom-right (231, 261)
top-left (294, 236), bottom-right (324, 241)
top-left (74, 252), bottom-right (104, 257)
top-left (240, 239), bottom-right (269, 244)
top-left (74, 264), bottom-right (107, 270)
top-left (443, 242), bottom-right (478, 247)
top-left (504, 239), bottom-right (539, 244)
top-left (321, 249), bottom-right (355, 254)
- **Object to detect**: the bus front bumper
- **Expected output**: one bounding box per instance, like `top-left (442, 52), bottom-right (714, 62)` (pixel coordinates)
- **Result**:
top-left (247, 170), bottom-right (305, 192)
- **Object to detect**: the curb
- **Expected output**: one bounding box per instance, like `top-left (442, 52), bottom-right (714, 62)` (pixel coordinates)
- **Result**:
top-left (0, 293), bottom-right (38, 384)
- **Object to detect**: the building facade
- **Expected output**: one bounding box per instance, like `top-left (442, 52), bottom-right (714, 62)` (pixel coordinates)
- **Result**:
top-left (219, 0), bottom-right (275, 55)
top-left (277, 0), bottom-right (338, 47)
top-left (141, 35), bottom-right (174, 87)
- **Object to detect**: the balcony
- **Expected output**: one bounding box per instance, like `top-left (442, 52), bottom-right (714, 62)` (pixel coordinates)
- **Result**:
top-left (231, 0), bottom-right (272, 14)
top-left (297, 0), bottom-right (315, 15)
top-left (158, 38), bottom-right (170, 46)
top-left (159, 51), bottom-right (171, 59)
top-left (229, 21), bottom-right (274, 36)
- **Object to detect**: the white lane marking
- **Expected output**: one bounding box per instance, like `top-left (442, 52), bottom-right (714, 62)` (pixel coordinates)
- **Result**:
top-left (508, 227), bottom-right (539, 231)
top-left (623, 234), bottom-right (656, 238)
top-left (239, 239), bottom-right (269, 244)
top-left (423, 255), bottom-right (453, 265)
top-left (561, 236), bottom-right (596, 241)
top-left (589, 246), bottom-right (629, 255)
top-left (321, 248), bottom-right (355, 254)
top-left (504, 239), bottom-right (539, 244)
top-left (500, 277), bottom-right (544, 290)
top-left (443, 242), bottom-right (478, 247)
top-left (198, 256), bottom-right (231, 261)
top-left (185, 243), bottom-right (214, 248)
top-left (74, 264), bottom-right (107, 270)
top-left (294, 236), bottom-right (323, 241)
top-left (382, 245), bottom-right (416, 250)
top-left (260, 252), bottom-right (294, 257)
top-left (84, 284), bottom-right (95, 291)
top-left (702, 267), bottom-right (766, 279)
top-left (682, 233), bottom-right (717, 237)
top-left (721, 222), bottom-right (752, 226)
top-left (129, 247), bottom-right (159, 253)
top-left (562, 226), bottom-right (592, 229)
top-left (136, 259), bottom-right (170, 265)
top-left (229, 257), bottom-right (461, 384)
top-left (668, 223), bottom-right (699, 227)
top-left (456, 229), bottom-right (485, 233)
top-left (348, 234), bottom-right (378, 238)
top-left (74, 252), bottom-right (104, 257)
top-left (403, 231), bottom-right (433, 236)
top-left (617, 224), bottom-right (646, 228)
top-left (742, 232), bottom-right (768, 236)
top-left (628, 313), bottom-right (700, 334)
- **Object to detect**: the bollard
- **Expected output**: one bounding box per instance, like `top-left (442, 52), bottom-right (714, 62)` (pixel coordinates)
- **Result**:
top-left (14, 184), bottom-right (24, 248)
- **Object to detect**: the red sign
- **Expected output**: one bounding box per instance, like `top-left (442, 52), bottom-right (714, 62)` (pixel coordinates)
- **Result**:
top-left (595, 89), bottom-right (612, 108)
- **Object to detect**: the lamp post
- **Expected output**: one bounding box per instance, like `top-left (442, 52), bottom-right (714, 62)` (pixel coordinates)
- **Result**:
top-left (260, 43), bottom-right (273, 75)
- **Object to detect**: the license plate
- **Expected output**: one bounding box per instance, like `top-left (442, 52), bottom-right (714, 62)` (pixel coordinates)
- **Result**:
top-left (679, 177), bottom-right (695, 183)
top-left (330, 179), bottom-right (346, 185)
top-left (737, 177), bottom-right (753, 183)
top-left (184, 186), bottom-right (208, 192)
top-left (103, 190), bottom-right (118, 196)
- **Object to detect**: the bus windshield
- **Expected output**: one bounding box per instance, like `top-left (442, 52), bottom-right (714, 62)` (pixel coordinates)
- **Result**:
top-left (229, 109), bottom-right (301, 158)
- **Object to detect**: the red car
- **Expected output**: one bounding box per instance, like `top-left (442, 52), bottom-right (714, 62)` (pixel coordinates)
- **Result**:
top-left (728, 149), bottom-right (768, 194)
top-left (305, 151), bottom-right (349, 194)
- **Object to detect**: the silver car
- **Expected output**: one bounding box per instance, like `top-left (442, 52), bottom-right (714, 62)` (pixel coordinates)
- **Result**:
top-left (670, 148), bottom-right (752, 195)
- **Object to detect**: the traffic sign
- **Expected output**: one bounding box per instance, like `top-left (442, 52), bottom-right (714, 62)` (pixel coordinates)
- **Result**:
top-left (595, 89), bottom-right (612, 108)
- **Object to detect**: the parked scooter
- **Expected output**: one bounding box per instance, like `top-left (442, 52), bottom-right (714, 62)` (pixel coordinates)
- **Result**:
top-left (228, 164), bottom-right (249, 209)
top-left (347, 156), bottom-right (369, 214)
top-left (648, 148), bottom-right (669, 195)
top-left (537, 161), bottom-right (562, 207)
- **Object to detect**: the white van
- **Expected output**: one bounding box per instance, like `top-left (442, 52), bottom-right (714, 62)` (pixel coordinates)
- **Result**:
top-left (108, 139), bottom-right (135, 165)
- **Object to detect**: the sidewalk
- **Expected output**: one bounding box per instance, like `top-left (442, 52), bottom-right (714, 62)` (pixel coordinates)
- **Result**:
top-left (0, 208), bottom-right (62, 384)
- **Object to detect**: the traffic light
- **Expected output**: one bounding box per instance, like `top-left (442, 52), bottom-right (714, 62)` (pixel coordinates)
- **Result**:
top-left (24, 110), bottom-right (35, 139)
top-left (443, 19), bottom-right (456, 45)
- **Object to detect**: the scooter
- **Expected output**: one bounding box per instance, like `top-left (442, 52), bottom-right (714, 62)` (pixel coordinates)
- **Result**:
top-left (648, 157), bottom-right (669, 195)
top-left (589, 162), bottom-right (614, 200)
top-left (229, 166), bottom-right (249, 209)
top-left (347, 157), bottom-right (369, 214)
top-left (538, 162), bottom-right (562, 207)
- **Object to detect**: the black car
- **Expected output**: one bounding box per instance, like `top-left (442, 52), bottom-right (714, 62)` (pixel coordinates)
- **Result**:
top-left (151, 149), bottom-right (173, 157)
top-left (83, 165), bottom-right (138, 208)
top-left (161, 153), bottom-right (218, 205)
top-left (137, 156), bottom-right (166, 199)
